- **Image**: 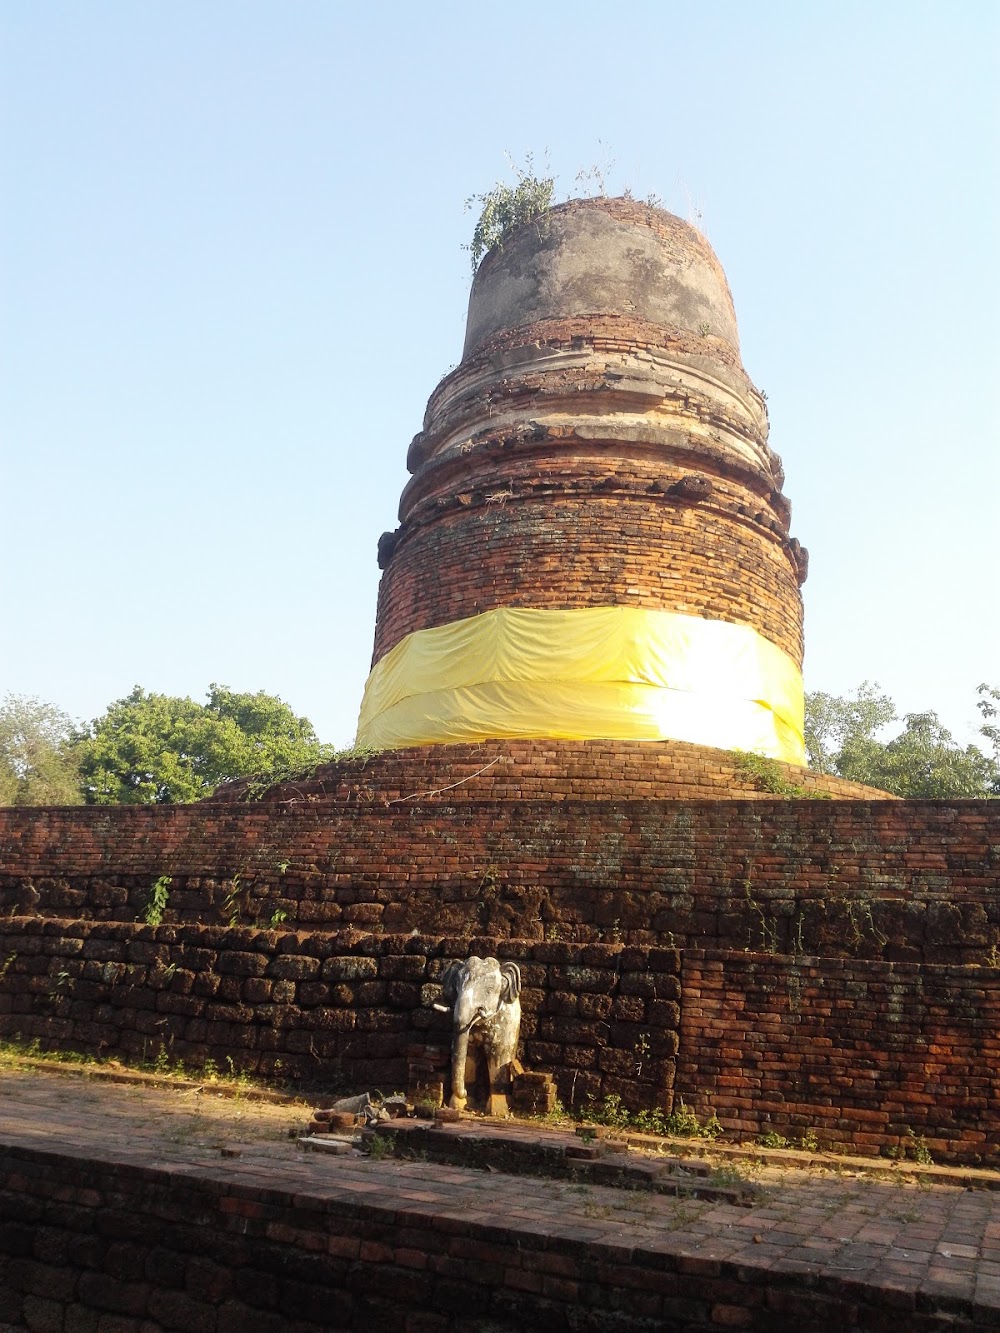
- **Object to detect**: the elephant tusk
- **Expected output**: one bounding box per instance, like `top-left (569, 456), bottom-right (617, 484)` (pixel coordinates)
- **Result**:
top-left (455, 1016), bottom-right (482, 1035)
top-left (431, 1003), bottom-right (451, 1013)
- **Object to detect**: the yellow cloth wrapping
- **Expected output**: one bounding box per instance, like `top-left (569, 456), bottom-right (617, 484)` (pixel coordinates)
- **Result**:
top-left (356, 606), bottom-right (805, 764)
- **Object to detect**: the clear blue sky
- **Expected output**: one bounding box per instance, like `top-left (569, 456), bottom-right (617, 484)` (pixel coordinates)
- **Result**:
top-left (2, 0), bottom-right (997, 748)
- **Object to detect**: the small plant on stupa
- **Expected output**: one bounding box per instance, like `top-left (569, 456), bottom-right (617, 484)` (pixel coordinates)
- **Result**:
top-left (730, 749), bottom-right (807, 797)
top-left (465, 152), bottom-right (555, 270)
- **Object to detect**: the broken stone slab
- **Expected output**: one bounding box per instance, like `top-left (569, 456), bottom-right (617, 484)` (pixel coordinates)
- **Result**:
top-left (329, 1092), bottom-right (391, 1124)
top-left (299, 1136), bottom-right (353, 1155)
top-left (332, 1092), bottom-right (372, 1116)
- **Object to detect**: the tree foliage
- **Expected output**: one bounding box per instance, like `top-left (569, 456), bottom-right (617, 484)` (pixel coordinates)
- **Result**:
top-left (804, 683), bottom-right (1000, 798)
top-left (0, 695), bottom-right (83, 806)
top-left (804, 681), bottom-right (897, 774)
top-left (978, 683), bottom-right (1000, 766)
top-left (73, 684), bottom-right (334, 805)
top-left (465, 153), bottom-right (555, 271)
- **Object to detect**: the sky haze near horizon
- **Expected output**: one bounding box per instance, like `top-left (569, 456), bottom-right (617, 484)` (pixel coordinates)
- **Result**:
top-left (2, 0), bottom-right (998, 749)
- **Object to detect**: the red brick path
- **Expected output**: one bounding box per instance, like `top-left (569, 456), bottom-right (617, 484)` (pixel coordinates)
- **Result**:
top-left (1, 1071), bottom-right (998, 1329)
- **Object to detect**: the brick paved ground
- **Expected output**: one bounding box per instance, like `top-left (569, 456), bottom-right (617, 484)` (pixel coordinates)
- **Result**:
top-left (1, 1068), bottom-right (999, 1328)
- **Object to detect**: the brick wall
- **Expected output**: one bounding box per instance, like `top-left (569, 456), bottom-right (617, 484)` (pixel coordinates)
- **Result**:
top-left (374, 461), bottom-right (804, 666)
top-left (0, 1140), bottom-right (948, 1332)
top-left (1, 797), bottom-right (995, 964)
top-left (678, 950), bottom-right (1000, 1163)
top-left (440, 310), bottom-right (751, 384)
top-left (0, 920), bottom-right (679, 1112)
top-left (1, 920), bottom-right (997, 1163)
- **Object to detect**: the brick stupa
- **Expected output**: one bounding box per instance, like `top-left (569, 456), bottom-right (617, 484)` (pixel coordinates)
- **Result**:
top-left (238, 196), bottom-right (884, 802)
top-left (359, 198), bottom-right (807, 764)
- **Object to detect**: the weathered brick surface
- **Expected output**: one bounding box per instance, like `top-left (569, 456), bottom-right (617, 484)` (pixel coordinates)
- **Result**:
top-left (2, 794), bottom-right (997, 965)
top-left (1, 1127), bottom-right (997, 1331)
top-left (1, 919), bottom-right (997, 1161)
top-left (210, 739), bottom-right (892, 803)
top-left (0, 922), bottom-right (680, 1112)
top-left (374, 464), bottom-right (805, 665)
top-left (1, 742), bottom-right (996, 1165)
top-left (678, 949), bottom-right (1000, 1163)
top-left (374, 194), bottom-right (805, 716)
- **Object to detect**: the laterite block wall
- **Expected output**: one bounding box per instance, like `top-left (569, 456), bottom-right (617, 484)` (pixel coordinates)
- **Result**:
top-left (0, 921), bottom-right (681, 1114)
top-left (2, 778), bottom-right (996, 1163)
top-left (1, 919), bottom-right (997, 1162)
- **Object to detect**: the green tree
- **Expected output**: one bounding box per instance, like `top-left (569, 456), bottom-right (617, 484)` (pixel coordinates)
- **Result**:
top-left (803, 681), bottom-right (896, 773)
top-left (976, 683), bottom-right (1000, 794)
top-left (838, 710), bottom-right (997, 797)
top-left (74, 684), bottom-right (334, 804)
top-left (804, 683), bottom-right (999, 798)
top-left (978, 683), bottom-right (1000, 751)
top-left (0, 695), bottom-right (83, 806)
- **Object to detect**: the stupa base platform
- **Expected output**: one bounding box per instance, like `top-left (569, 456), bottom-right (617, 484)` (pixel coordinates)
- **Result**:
top-left (1, 741), bottom-right (996, 1165)
top-left (210, 738), bottom-right (892, 806)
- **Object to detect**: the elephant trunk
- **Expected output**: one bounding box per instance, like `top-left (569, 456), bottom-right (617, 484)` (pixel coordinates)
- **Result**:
top-left (449, 1024), bottom-right (470, 1110)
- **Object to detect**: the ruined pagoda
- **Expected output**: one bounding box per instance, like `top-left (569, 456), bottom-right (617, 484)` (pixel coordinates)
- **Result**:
top-left (357, 197), bottom-right (808, 764)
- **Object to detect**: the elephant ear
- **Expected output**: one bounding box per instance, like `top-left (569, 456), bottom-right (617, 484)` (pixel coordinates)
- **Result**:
top-left (499, 961), bottom-right (521, 1002)
top-left (439, 962), bottom-right (465, 1004)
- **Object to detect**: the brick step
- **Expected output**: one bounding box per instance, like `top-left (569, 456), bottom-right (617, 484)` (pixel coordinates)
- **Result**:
top-left (359, 1119), bottom-right (756, 1205)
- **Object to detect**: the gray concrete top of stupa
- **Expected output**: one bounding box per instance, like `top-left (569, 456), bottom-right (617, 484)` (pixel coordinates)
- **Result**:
top-left (463, 196), bottom-right (740, 360)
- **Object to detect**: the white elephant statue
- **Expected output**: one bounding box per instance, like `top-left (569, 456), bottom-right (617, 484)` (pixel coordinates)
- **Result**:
top-left (438, 955), bottom-right (521, 1114)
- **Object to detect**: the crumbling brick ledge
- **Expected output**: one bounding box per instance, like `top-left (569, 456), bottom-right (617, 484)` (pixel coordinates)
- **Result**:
top-left (1, 1073), bottom-right (999, 1331)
